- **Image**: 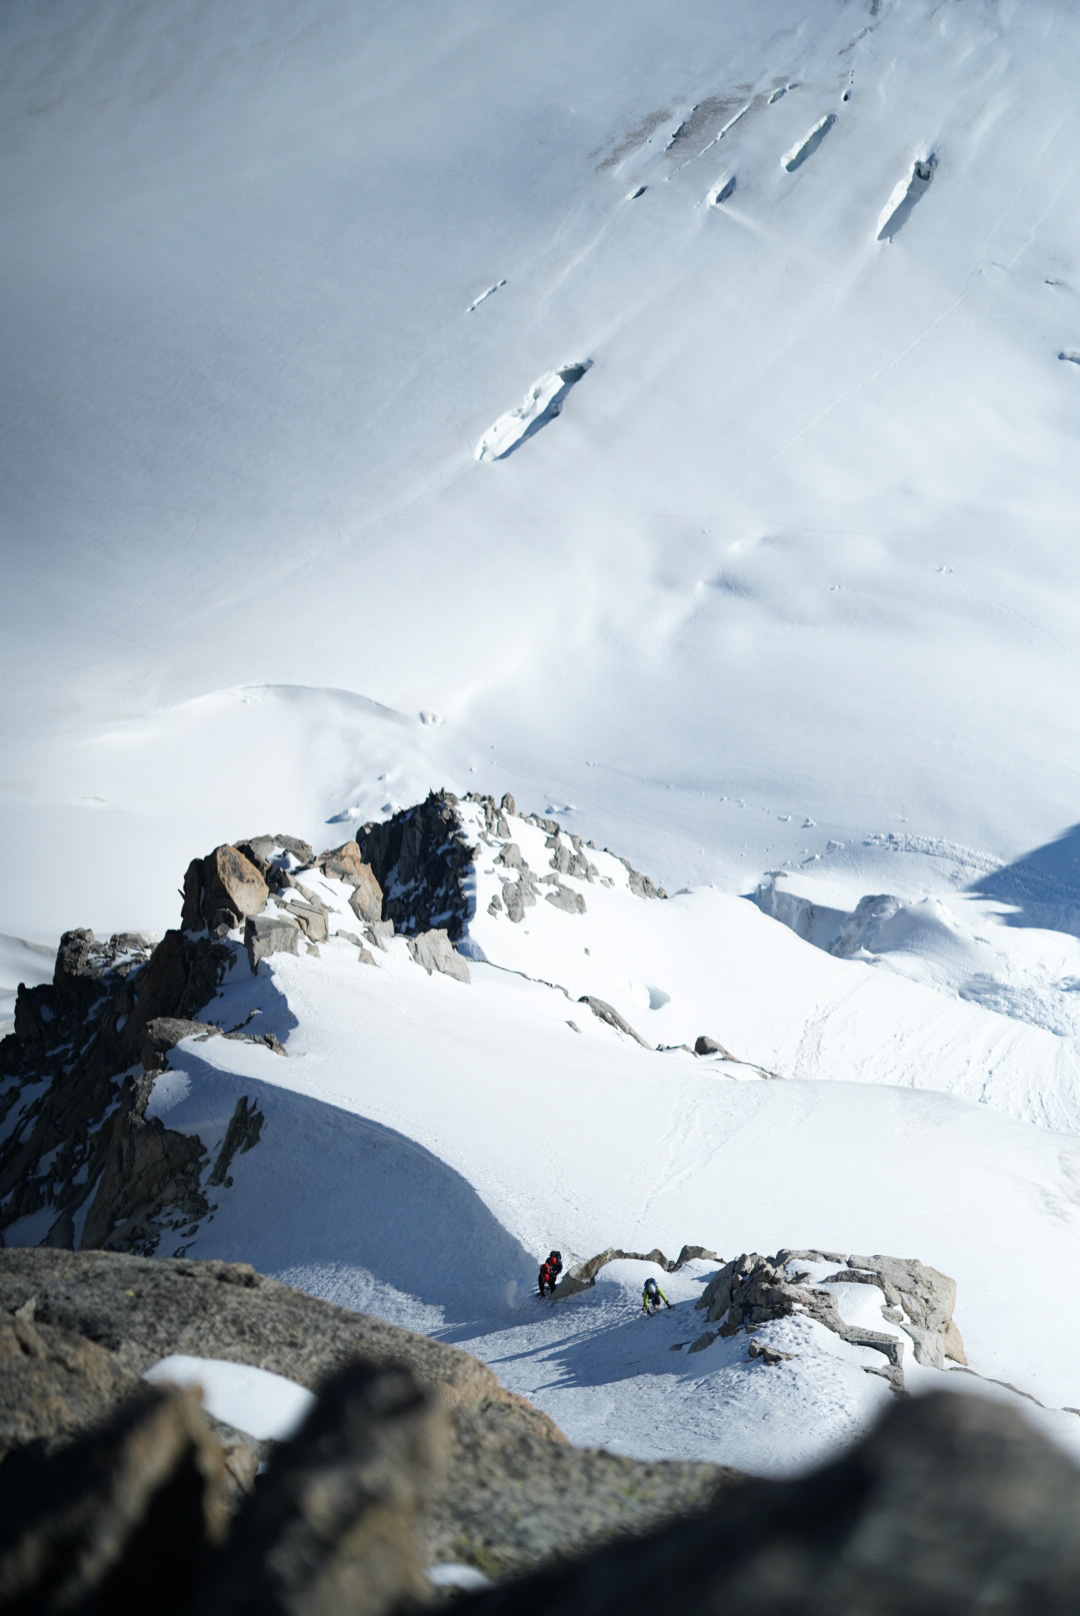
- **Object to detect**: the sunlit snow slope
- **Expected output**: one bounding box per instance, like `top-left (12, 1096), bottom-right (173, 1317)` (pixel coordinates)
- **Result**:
top-left (3, 0), bottom-right (1080, 938)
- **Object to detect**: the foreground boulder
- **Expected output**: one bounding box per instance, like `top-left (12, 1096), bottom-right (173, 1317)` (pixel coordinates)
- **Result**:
top-left (0, 1382), bottom-right (227, 1615)
top-left (456, 1392), bottom-right (1080, 1616)
top-left (0, 1300), bottom-right (143, 1455)
top-left (4, 1263), bottom-right (1079, 1616)
top-left (192, 1361), bottom-right (447, 1616)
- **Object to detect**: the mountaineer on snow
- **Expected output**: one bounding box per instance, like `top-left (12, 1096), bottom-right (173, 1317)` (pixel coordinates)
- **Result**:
top-left (642, 1276), bottom-right (672, 1314)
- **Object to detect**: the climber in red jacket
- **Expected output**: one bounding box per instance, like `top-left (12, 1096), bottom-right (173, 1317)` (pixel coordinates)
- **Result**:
top-left (538, 1250), bottom-right (563, 1298)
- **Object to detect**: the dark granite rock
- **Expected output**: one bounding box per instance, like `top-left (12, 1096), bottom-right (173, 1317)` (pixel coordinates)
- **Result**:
top-left (0, 927), bottom-right (230, 1254)
top-left (0, 1382), bottom-right (227, 1615)
top-left (357, 791), bottom-right (474, 940)
top-left (207, 1098), bottom-right (265, 1188)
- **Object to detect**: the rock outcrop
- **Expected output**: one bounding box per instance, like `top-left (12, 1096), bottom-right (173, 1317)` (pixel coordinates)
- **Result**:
top-left (357, 790), bottom-right (475, 940)
top-left (182, 846), bottom-right (270, 937)
top-left (206, 1098), bottom-right (265, 1188)
top-left (690, 1248), bottom-right (966, 1392)
top-left (0, 799), bottom-right (669, 1259)
top-left (554, 1244), bottom-right (718, 1299)
top-left (0, 925), bottom-right (232, 1254)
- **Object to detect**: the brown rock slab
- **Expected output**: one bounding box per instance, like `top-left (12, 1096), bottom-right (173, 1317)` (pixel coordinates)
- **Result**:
top-left (183, 846), bottom-right (269, 934)
top-left (0, 1304), bottom-right (144, 1455)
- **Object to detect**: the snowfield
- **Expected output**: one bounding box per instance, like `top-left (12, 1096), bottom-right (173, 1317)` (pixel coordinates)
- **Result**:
top-left (4, 0), bottom-right (1080, 1482)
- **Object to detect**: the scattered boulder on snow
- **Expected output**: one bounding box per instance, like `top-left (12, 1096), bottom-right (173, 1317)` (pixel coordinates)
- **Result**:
top-left (616, 855), bottom-right (667, 901)
top-left (692, 1248), bottom-right (965, 1391)
top-left (407, 928), bottom-right (471, 984)
top-left (747, 1338), bottom-right (795, 1366)
top-left (182, 845), bottom-right (269, 937)
top-left (545, 882), bottom-right (587, 915)
top-left (577, 996), bottom-right (652, 1049)
top-left (455, 1392), bottom-right (1080, 1616)
top-left (693, 1034), bottom-right (735, 1059)
top-left (503, 869), bottom-right (541, 923)
top-left (245, 912), bottom-right (301, 973)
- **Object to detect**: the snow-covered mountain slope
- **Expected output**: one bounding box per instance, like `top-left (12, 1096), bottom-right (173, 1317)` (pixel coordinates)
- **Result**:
top-left (7, 801), bottom-right (1079, 1479)
top-left (3, 0), bottom-right (1080, 942)
top-left (5, 0), bottom-right (1080, 1493)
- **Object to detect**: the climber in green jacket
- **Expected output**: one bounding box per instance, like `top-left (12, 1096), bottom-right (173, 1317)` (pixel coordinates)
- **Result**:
top-left (642, 1276), bottom-right (672, 1315)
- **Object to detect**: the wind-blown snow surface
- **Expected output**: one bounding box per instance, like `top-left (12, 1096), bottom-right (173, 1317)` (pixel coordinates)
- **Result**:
top-left (5, 0), bottom-right (1080, 1476)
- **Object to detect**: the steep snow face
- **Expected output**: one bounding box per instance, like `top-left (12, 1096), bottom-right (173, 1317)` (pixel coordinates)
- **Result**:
top-left (3, 0), bottom-right (1080, 938)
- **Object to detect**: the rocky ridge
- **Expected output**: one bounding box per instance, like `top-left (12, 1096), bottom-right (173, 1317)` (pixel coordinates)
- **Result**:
top-left (0, 793), bottom-right (672, 1257)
